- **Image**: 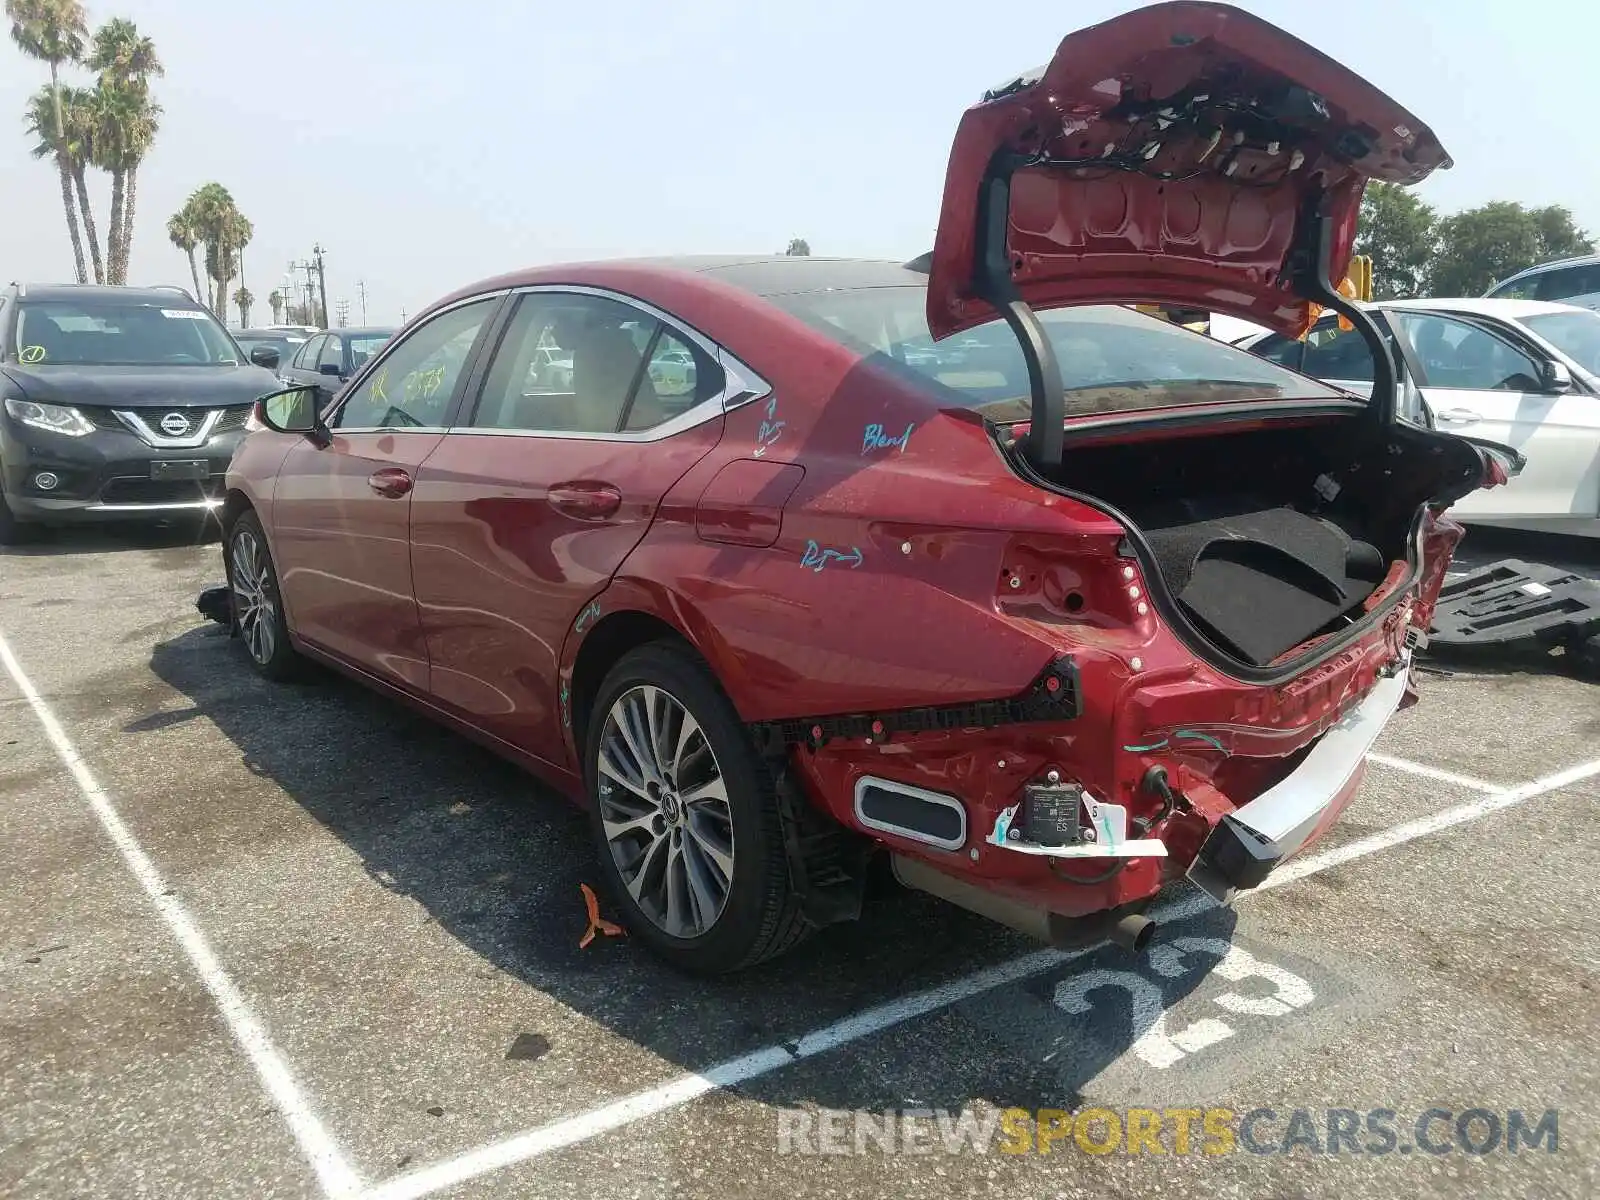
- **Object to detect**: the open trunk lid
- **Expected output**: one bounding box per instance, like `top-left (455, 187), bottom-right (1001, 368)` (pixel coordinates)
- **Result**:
top-left (926, 1), bottom-right (1451, 343)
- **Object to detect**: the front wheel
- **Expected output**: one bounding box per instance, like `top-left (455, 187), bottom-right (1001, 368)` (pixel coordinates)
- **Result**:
top-left (0, 489), bottom-right (36, 546)
top-left (225, 512), bottom-right (303, 681)
top-left (585, 641), bottom-right (811, 974)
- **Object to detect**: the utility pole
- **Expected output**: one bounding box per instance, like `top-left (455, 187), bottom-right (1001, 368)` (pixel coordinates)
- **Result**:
top-left (288, 259), bottom-right (317, 325)
top-left (399, 306), bottom-right (408, 323)
top-left (357, 279), bottom-right (368, 325)
top-left (335, 299), bottom-right (350, 328)
top-left (312, 243), bottom-right (330, 329)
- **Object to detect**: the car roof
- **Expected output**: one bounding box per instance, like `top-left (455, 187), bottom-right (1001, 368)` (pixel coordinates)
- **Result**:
top-left (439, 256), bottom-right (927, 310)
top-left (10, 283), bottom-right (208, 307)
top-left (329, 326), bottom-right (397, 337)
top-left (1376, 297), bottom-right (1592, 319)
top-left (1493, 253), bottom-right (1600, 284)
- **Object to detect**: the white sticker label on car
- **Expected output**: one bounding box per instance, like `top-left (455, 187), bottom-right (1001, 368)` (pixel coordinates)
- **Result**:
top-left (161, 309), bottom-right (206, 319)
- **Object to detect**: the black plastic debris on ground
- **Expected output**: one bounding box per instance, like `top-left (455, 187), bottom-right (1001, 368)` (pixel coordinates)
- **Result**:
top-left (1426, 559), bottom-right (1600, 678)
top-left (505, 1032), bottom-right (551, 1062)
top-left (196, 584), bottom-right (232, 628)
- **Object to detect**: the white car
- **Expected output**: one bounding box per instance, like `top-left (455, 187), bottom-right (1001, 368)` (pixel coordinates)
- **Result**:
top-left (1238, 298), bottom-right (1600, 538)
top-left (528, 345), bottom-right (574, 390)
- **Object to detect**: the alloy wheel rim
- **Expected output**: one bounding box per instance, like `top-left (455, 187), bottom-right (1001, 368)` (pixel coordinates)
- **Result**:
top-left (229, 529), bottom-right (278, 666)
top-left (597, 684), bottom-right (735, 939)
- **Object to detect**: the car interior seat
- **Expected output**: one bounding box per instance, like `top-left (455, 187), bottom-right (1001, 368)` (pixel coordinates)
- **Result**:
top-left (571, 323), bottom-right (664, 432)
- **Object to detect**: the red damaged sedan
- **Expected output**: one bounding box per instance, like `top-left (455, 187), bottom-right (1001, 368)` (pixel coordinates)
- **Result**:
top-left (217, 3), bottom-right (1519, 973)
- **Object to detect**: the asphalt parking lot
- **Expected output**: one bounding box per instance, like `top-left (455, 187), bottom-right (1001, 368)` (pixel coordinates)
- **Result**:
top-left (2, 523), bottom-right (1597, 1200)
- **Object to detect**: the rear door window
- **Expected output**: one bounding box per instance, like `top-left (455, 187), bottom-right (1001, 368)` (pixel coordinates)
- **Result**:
top-left (467, 292), bottom-right (722, 434)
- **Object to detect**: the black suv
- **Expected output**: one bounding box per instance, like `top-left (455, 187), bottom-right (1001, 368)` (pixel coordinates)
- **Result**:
top-left (0, 283), bottom-right (281, 542)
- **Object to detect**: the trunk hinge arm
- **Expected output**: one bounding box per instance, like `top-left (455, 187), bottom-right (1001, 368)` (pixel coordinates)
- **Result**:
top-left (972, 157), bottom-right (1065, 468)
top-left (1286, 191), bottom-right (1398, 428)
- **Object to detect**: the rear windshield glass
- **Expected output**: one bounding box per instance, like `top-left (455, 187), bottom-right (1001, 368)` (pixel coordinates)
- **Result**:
top-left (764, 285), bottom-right (1341, 419)
top-left (235, 335), bottom-right (301, 360)
top-left (1520, 308), bottom-right (1600, 376)
top-left (14, 300), bottom-right (241, 366)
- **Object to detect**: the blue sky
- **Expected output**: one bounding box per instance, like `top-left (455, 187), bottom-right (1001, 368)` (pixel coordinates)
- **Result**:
top-left (1, 0), bottom-right (1593, 325)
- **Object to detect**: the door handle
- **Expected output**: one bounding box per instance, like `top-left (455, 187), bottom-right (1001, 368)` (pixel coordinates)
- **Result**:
top-left (548, 481), bottom-right (622, 519)
top-left (367, 467), bottom-right (413, 498)
top-left (1434, 407), bottom-right (1483, 424)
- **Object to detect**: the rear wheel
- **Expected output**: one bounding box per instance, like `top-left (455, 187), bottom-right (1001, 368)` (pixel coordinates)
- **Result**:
top-left (225, 512), bottom-right (303, 680)
top-left (585, 641), bottom-right (811, 974)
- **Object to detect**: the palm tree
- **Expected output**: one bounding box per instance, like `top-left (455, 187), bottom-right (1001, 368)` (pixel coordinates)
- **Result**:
top-left (87, 18), bottom-right (163, 284)
top-left (180, 183), bottom-right (250, 318)
top-left (8, 0), bottom-right (90, 282)
top-left (58, 86), bottom-right (103, 281)
top-left (166, 204), bottom-right (203, 302)
top-left (267, 289), bottom-right (284, 325)
top-left (233, 286), bottom-right (253, 327)
top-left (90, 85), bottom-right (160, 284)
top-left (23, 84), bottom-right (102, 282)
top-left (111, 97), bottom-right (159, 283)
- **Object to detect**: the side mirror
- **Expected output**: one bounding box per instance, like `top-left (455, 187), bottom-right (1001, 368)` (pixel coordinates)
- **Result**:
top-left (1540, 360), bottom-right (1574, 393)
top-left (318, 361), bottom-right (343, 378)
top-left (249, 345), bottom-right (280, 369)
top-left (255, 384), bottom-right (329, 445)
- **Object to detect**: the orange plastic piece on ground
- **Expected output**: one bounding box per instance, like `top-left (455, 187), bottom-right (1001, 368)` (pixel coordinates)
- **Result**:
top-left (578, 883), bottom-right (626, 948)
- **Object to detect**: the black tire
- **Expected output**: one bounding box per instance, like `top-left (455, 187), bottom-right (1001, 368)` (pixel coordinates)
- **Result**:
top-left (1575, 633), bottom-right (1600, 680)
top-left (224, 511), bottom-right (304, 681)
top-left (0, 489), bottom-right (35, 546)
top-left (585, 641), bottom-right (811, 975)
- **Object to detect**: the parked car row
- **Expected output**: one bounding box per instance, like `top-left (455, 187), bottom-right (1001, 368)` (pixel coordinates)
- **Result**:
top-left (207, 5), bottom-right (1523, 976)
top-left (0, 295), bottom-right (401, 542)
top-left (1234, 298), bottom-right (1600, 539)
top-left (0, 284), bottom-right (283, 540)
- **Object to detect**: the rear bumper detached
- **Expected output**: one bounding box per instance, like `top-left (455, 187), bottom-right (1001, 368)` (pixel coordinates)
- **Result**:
top-left (1184, 659), bottom-right (1408, 903)
top-left (971, 655), bottom-right (1409, 909)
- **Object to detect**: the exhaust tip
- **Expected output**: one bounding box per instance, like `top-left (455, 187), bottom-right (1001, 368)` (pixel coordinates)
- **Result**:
top-left (1110, 913), bottom-right (1155, 954)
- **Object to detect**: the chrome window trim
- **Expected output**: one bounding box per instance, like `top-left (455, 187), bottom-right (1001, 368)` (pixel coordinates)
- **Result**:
top-left (321, 290), bottom-right (511, 432)
top-left (112, 407), bottom-right (224, 449)
top-left (445, 283), bottom-right (772, 443)
top-left (327, 425), bottom-right (451, 435)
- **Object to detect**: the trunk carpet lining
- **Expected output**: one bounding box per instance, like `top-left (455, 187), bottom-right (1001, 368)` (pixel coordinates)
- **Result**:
top-left (1133, 501), bottom-right (1388, 666)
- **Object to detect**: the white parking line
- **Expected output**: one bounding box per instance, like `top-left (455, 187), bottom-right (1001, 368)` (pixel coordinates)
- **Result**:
top-left (1365, 751), bottom-right (1503, 794)
top-left (0, 632), bottom-right (365, 1200)
top-left (360, 751), bottom-right (1600, 1200)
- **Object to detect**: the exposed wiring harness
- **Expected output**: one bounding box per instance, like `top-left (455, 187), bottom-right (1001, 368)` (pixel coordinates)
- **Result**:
top-left (1016, 83), bottom-right (1329, 192)
top-left (1047, 766), bottom-right (1188, 886)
